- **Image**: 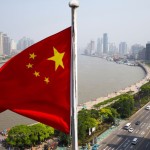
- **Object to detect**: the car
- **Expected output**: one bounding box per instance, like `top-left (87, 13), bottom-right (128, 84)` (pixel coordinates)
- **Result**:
top-left (124, 123), bottom-right (131, 130)
top-left (128, 128), bottom-right (134, 133)
top-left (135, 121), bottom-right (141, 125)
top-left (145, 105), bottom-right (150, 110)
top-left (92, 144), bottom-right (100, 150)
top-left (131, 138), bottom-right (138, 145)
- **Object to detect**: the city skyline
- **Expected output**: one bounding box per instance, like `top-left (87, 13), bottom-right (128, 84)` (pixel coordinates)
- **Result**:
top-left (0, 31), bottom-right (34, 55)
top-left (0, 30), bottom-right (147, 57)
top-left (0, 0), bottom-right (150, 49)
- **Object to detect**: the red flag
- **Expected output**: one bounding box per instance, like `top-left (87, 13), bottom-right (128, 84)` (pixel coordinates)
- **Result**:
top-left (0, 27), bottom-right (71, 133)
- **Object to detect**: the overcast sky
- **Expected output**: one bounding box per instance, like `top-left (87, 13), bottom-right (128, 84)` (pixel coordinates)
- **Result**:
top-left (0, 0), bottom-right (150, 49)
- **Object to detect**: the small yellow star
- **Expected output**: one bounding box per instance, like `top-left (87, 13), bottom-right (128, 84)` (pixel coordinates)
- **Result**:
top-left (29, 53), bottom-right (37, 59)
top-left (33, 71), bottom-right (40, 77)
top-left (44, 77), bottom-right (50, 84)
top-left (47, 47), bottom-right (65, 71)
top-left (26, 63), bottom-right (33, 69)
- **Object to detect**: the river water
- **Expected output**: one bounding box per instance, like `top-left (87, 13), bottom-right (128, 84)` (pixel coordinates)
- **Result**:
top-left (78, 55), bottom-right (145, 103)
top-left (0, 55), bottom-right (145, 131)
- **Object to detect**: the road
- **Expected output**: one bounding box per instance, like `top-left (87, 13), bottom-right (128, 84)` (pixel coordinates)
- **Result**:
top-left (98, 102), bottom-right (150, 150)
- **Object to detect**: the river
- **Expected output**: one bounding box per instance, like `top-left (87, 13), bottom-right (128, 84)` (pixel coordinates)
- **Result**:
top-left (0, 55), bottom-right (145, 131)
top-left (78, 55), bottom-right (145, 103)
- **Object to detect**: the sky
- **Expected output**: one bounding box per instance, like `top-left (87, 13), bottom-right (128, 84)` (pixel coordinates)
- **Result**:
top-left (0, 0), bottom-right (150, 50)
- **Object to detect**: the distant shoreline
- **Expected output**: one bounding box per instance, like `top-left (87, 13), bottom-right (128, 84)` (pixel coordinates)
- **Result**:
top-left (77, 62), bottom-right (149, 111)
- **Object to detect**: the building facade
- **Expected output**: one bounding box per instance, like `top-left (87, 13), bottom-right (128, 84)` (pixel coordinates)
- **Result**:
top-left (103, 33), bottom-right (108, 54)
top-left (17, 37), bottom-right (34, 51)
top-left (3, 34), bottom-right (11, 55)
top-left (97, 38), bottom-right (102, 56)
top-left (145, 43), bottom-right (150, 61)
top-left (119, 42), bottom-right (127, 56)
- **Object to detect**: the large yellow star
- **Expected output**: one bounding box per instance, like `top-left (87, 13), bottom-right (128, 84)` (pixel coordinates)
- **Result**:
top-left (47, 47), bottom-right (65, 71)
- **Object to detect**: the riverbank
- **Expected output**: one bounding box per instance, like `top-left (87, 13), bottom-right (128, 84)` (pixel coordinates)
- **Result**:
top-left (77, 62), bottom-right (150, 111)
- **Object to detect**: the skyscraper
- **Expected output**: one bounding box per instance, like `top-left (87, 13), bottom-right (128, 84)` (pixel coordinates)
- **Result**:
top-left (10, 39), bottom-right (16, 52)
top-left (119, 42), bottom-right (127, 56)
top-left (109, 43), bottom-right (117, 54)
top-left (145, 43), bottom-right (150, 61)
top-left (3, 34), bottom-right (11, 55)
top-left (103, 33), bottom-right (108, 54)
top-left (97, 38), bottom-right (102, 55)
top-left (90, 40), bottom-right (95, 54)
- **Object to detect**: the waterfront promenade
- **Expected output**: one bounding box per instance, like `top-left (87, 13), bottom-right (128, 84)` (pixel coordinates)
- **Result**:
top-left (78, 63), bottom-right (150, 111)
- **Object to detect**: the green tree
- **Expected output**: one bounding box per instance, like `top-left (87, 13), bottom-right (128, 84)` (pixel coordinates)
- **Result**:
top-left (6, 123), bottom-right (54, 149)
top-left (140, 83), bottom-right (150, 97)
top-left (90, 109), bottom-right (100, 120)
top-left (29, 123), bottom-right (54, 145)
top-left (112, 94), bottom-right (134, 118)
top-left (6, 125), bottom-right (31, 149)
top-left (57, 132), bottom-right (71, 147)
top-left (78, 109), bottom-right (98, 143)
top-left (99, 108), bottom-right (118, 123)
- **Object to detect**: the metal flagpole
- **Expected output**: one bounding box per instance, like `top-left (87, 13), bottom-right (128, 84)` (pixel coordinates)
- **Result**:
top-left (69, 0), bottom-right (79, 150)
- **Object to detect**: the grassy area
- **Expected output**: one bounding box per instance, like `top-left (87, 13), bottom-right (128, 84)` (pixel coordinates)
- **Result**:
top-left (93, 93), bottom-right (129, 109)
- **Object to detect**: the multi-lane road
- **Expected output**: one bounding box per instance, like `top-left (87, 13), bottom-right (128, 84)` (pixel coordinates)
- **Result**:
top-left (98, 102), bottom-right (150, 150)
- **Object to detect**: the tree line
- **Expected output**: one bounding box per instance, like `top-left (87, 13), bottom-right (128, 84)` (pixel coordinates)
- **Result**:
top-left (3, 80), bottom-right (150, 148)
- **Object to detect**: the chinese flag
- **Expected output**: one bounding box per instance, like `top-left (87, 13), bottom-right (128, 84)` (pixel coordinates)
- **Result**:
top-left (0, 27), bottom-right (71, 133)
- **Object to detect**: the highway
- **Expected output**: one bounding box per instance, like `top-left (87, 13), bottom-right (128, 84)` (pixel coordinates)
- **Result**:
top-left (98, 102), bottom-right (150, 150)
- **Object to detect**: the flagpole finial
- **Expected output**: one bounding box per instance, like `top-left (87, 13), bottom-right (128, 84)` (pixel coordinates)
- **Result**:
top-left (69, 0), bottom-right (79, 8)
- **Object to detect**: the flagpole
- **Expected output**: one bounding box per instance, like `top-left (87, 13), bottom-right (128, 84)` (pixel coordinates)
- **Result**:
top-left (69, 0), bottom-right (79, 150)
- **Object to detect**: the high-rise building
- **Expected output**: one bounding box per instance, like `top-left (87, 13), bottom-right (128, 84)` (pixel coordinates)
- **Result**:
top-left (103, 33), bottom-right (108, 54)
top-left (109, 43), bottom-right (117, 54)
top-left (131, 44), bottom-right (144, 59)
top-left (84, 40), bottom-right (95, 55)
top-left (3, 34), bottom-right (11, 55)
top-left (97, 38), bottom-right (102, 55)
top-left (145, 43), bottom-right (150, 61)
top-left (119, 42), bottom-right (127, 56)
top-left (0, 32), bottom-right (3, 55)
top-left (17, 37), bottom-right (34, 51)
top-left (10, 39), bottom-right (16, 52)
top-left (131, 44), bottom-right (144, 55)
top-left (90, 40), bottom-right (95, 54)
top-left (138, 48), bottom-right (146, 60)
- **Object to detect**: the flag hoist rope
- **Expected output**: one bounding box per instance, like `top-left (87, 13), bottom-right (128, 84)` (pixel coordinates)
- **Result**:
top-left (69, 0), bottom-right (79, 150)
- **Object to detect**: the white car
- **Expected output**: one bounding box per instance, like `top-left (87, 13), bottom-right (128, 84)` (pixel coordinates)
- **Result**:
top-left (145, 105), bottom-right (150, 110)
top-left (128, 128), bottom-right (134, 133)
top-left (132, 138), bottom-right (138, 145)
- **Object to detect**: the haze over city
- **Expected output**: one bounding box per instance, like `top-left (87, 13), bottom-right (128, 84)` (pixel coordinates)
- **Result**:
top-left (0, 0), bottom-right (150, 49)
